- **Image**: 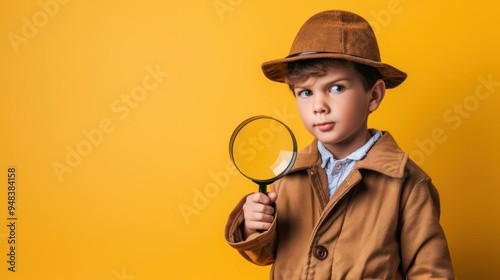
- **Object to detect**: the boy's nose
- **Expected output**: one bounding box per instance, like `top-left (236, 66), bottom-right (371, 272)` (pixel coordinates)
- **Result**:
top-left (313, 95), bottom-right (329, 114)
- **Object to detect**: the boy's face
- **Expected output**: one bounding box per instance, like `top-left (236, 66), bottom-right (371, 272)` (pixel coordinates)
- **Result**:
top-left (292, 64), bottom-right (384, 158)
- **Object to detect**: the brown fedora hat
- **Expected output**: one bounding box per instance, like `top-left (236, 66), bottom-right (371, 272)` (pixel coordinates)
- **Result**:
top-left (261, 10), bottom-right (407, 89)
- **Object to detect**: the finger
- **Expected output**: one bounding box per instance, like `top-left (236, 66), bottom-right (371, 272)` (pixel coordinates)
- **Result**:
top-left (246, 211), bottom-right (275, 223)
top-left (261, 204), bottom-right (275, 215)
top-left (246, 193), bottom-right (273, 205)
top-left (243, 201), bottom-right (275, 215)
top-left (244, 206), bottom-right (273, 220)
top-left (246, 219), bottom-right (273, 231)
top-left (243, 206), bottom-right (275, 224)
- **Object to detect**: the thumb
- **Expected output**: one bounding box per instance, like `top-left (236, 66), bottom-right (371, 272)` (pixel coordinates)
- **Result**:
top-left (267, 191), bottom-right (278, 203)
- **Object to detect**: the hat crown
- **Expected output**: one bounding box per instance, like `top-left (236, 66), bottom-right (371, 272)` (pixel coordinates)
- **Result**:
top-left (289, 10), bottom-right (381, 62)
top-left (261, 10), bottom-right (407, 89)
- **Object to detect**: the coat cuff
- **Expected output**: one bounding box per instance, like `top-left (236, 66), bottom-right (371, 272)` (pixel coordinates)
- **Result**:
top-left (225, 194), bottom-right (277, 265)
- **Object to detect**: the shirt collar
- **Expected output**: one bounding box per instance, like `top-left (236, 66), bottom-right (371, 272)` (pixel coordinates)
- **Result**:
top-left (318, 130), bottom-right (382, 168)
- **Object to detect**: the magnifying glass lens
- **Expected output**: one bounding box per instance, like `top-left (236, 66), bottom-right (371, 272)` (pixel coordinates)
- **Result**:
top-left (229, 116), bottom-right (297, 186)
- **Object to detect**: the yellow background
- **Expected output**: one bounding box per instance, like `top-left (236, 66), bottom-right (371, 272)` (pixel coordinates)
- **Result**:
top-left (1, 0), bottom-right (499, 279)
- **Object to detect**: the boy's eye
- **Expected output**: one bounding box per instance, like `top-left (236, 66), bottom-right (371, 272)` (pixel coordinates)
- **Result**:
top-left (296, 89), bottom-right (312, 97)
top-left (329, 85), bottom-right (345, 94)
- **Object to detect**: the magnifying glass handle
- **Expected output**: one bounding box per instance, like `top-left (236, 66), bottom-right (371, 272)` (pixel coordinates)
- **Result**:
top-left (258, 183), bottom-right (267, 194)
top-left (257, 182), bottom-right (274, 234)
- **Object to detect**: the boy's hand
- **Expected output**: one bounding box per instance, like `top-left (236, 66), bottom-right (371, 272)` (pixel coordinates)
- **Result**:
top-left (242, 192), bottom-right (277, 239)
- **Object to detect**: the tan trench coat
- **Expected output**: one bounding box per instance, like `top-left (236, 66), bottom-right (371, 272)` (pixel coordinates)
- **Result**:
top-left (225, 132), bottom-right (454, 279)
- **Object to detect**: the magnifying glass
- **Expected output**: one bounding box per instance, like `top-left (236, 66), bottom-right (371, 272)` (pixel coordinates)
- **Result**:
top-left (229, 116), bottom-right (297, 194)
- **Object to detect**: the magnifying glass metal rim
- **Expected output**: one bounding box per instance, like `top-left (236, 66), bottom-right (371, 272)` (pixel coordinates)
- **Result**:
top-left (229, 115), bottom-right (298, 186)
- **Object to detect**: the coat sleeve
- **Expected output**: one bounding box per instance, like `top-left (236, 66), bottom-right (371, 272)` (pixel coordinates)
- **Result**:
top-left (399, 176), bottom-right (455, 279)
top-left (224, 194), bottom-right (277, 266)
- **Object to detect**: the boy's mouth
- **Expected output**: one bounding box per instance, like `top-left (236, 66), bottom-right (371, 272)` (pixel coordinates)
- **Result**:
top-left (315, 122), bottom-right (334, 132)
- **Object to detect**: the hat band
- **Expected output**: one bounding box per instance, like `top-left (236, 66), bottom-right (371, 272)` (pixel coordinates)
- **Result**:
top-left (285, 51), bottom-right (331, 58)
top-left (285, 51), bottom-right (384, 64)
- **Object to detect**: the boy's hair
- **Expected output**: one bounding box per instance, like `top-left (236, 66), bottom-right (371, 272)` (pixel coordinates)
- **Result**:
top-left (285, 58), bottom-right (382, 92)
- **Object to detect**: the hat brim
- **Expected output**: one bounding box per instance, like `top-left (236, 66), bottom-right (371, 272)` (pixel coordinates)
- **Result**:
top-left (261, 52), bottom-right (407, 89)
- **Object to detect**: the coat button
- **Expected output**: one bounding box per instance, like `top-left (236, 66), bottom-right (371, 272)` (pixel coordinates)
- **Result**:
top-left (313, 246), bottom-right (328, 260)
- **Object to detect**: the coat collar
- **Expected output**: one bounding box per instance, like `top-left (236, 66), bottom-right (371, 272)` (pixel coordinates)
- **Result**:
top-left (289, 131), bottom-right (408, 179)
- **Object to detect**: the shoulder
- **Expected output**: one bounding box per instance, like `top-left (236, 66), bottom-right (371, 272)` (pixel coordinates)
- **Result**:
top-left (288, 138), bottom-right (321, 172)
top-left (359, 131), bottom-right (433, 188)
top-left (356, 131), bottom-right (409, 179)
top-left (271, 138), bottom-right (322, 191)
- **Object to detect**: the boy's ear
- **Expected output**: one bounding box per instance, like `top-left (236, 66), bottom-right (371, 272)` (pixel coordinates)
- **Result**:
top-left (368, 79), bottom-right (386, 113)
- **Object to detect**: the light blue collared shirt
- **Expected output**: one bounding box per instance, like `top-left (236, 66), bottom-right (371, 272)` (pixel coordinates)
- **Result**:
top-left (318, 130), bottom-right (382, 197)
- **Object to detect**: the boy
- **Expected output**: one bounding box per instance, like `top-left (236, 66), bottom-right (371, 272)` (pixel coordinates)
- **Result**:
top-left (225, 10), bottom-right (454, 279)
